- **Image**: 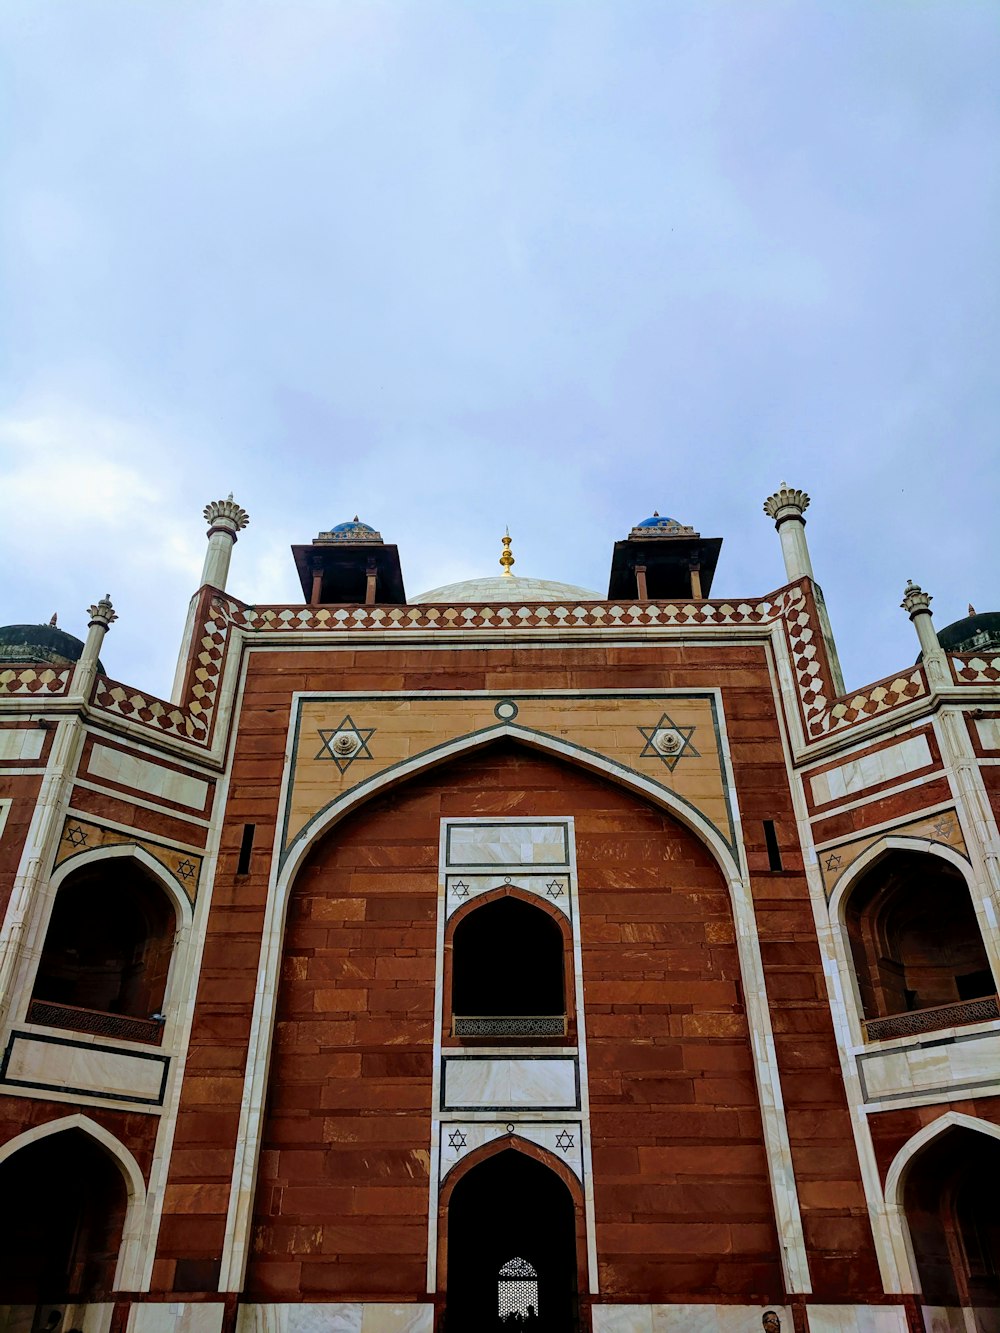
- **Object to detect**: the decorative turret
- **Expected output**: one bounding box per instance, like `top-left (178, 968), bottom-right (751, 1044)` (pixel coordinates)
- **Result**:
top-left (763, 482), bottom-right (814, 582)
top-left (901, 580), bottom-right (950, 688)
top-left (608, 512), bottom-right (722, 601)
top-left (71, 594), bottom-right (117, 697)
top-left (291, 518), bottom-right (405, 605)
top-left (201, 495), bottom-right (250, 592)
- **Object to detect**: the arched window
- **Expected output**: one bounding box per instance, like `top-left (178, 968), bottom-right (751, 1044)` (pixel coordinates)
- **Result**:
top-left (0, 1128), bottom-right (128, 1302)
top-left (498, 1256), bottom-right (539, 1322)
top-left (451, 896), bottom-right (566, 1039)
top-left (29, 858), bottom-right (177, 1043)
top-left (844, 850), bottom-right (996, 1040)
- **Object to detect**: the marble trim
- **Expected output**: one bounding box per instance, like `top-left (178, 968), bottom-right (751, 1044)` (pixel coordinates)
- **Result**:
top-left (438, 1119), bottom-right (584, 1182)
top-left (445, 873), bottom-right (572, 921)
top-left (0, 1029), bottom-right (169, 1105)
top-left (235, 1305), bottom-right (434, 1333)
top-left (0, 798), bottom-right (10, 842)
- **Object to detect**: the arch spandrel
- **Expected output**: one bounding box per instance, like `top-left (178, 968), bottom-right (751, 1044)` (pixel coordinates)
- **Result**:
top-left (282, 690), bottom-right (738, 866)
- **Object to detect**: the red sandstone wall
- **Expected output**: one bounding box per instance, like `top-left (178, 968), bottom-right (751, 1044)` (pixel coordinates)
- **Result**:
top-left (156, 643), bottom-right (884, 1301)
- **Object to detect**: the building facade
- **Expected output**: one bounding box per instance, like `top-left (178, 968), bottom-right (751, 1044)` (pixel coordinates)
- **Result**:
top-left (1, 487), bottom-right (999, 1333)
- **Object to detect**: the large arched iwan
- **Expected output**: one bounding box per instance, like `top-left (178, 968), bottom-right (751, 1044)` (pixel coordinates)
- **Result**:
top-left (244, 739), bottom-right (783, 1302)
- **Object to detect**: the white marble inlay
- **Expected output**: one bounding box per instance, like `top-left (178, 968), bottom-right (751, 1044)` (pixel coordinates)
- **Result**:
top-left (236, 1309), bottom-right (433, 1333)
top-left (0, 798), bottom-right (11, 842)
top-left (443, 1056), bottom-right (577, 1108)
top-left (88, 743), bottom-right (208, 810)
top-left (5, 1034), bottom-right (165, 1102)
top-left (975, 717), bottom-right (1000, 751)
top-left (653, 1306), bottom-right (792, 1333)
top-left (810, 735), bottom-right (932, 805)
top-left (129, 1306), bottom-right (225, 1333)
top-left (807, 1306), bottom-right (907, 1333)
top-left (861, 1029), bottom-right (1000, 1102)
top-left (592, 1307), bottom-right (654, 1333)
top-left (447, 822), bottom-right (569, 867)
top-left (440, 1120), bottom-right (583, 1181)
top-left (0, 728), bottom-right (45, 761)
top-left (446, 873), bottom-right (570, 919)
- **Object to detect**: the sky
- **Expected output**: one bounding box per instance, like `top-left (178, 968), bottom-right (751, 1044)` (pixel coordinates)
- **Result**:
top-left (0, 1), bottom-right (997, 700)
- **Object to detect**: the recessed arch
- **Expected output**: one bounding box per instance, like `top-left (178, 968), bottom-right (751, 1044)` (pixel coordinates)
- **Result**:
top-left (221, 729), bottom-right (811, 1296)
top-left (441, 1139), bottom-right (584, 1330)
top-left (829, 835), bottom-right (973, 925)
top-left (830, 838), bottom-right (995, 1037)
top-left (0, 1113), bottom-right (147, 1292)
top-left (883, 1111), bottom-right (1000, 1302)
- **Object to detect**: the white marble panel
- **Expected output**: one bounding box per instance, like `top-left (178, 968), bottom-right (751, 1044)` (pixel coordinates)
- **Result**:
top-left (439, 1119), bottom-right (583, 1181)
top-left (0, 729), bottom-right (45, 761)
top-left (592, 1307), bottom-right (654, 1333)
top-left (921, 1312), bottom-right (967, 1333)
top-left (88, 743), bottom-right (208, 810)
top-left (445, 873), bottom-right (570, 919)
top-left (443, 1056), bottom-right (577, 1108)
top-left (807, 1307), bottom-right (907, 1333)
top-left (5, 1034), bottom-right (165, 1102)
top-left (236, 1310), bottom-right (432, 1333)
top-left (810, 735), bottom-right (932, 804)
top-left (447, 822), bottom-right (568, 867)
top-left (860, 1030), bottom-right (1000, 1103)
top-left (129, 1306), bottom-right (224, 1333)
top-left (360, 1306), bottom-right (434, 1333)
top-left (975, 717), bottom-right (1000, 750)
top-left (0, 799), bottom-right (11, 842)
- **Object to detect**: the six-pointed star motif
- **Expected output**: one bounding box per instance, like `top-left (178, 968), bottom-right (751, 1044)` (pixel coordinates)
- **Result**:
top-left (315, 715), bottom-right (376, 773)
top-left (65, 824), bottom-right (88, 847)
top-left (453, 881), bottom-right (471, 898)
top-left (825, 853), bottom-right (842, 872)
top-left (176, 859), bottom-right (197, 881)
top-left (545, 880), bottom-right (564, 898)
top-left (637, 713), bottom-right (699, 771)
top-left (447, 1130), bottom-right (468, 1149)
top-left (933, 817), bottom-right (955, 839)
top-left (554, 1130), bottom-right (575, 1153)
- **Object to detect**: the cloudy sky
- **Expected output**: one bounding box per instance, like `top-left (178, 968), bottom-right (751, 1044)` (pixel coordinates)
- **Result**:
top-left (1, 1), bottom-right (997, 699)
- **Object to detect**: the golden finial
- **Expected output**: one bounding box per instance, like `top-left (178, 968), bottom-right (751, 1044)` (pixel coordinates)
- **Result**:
top-left (499, 527), bottom-right (515, 577)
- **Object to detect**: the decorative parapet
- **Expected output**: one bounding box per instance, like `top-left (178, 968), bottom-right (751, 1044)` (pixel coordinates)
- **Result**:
top-left (950, 652), bottom-right (1000, 685)
top-left (0, 666), bottom-right (72, 696)
top-left (91, 676), bottom-right (209, 740)
top-left (864, 994), bottom-right (999, 1042)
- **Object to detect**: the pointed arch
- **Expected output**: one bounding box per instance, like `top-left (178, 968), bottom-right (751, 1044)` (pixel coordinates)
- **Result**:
top-left (828, 835), bottom-right (973, 924)
top-left (283, 721), bottom-right (743, 885)
top-left (881, 1111), bottom-right (1000, 1295)
top-left (439, 1133), bottom-right (583, 1208)
top-left (0, 1112), bottom-right (147, 1290)
top-left (220, 726), bottom-right (812, 1296)
top-left (48, 841), bottom-right (193, 926)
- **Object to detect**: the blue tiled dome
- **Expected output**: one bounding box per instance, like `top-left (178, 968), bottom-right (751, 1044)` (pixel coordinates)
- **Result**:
top-left (636, 512), bottom-right (680, 529)
top-left (331, 519), bottom-right (377, 536)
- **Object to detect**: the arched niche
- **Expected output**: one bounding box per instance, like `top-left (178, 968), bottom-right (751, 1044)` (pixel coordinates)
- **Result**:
top-left (29, 848), bottom-right (184, 1044)
top-left (0, 1116), bottom-right (146, 1300)
top-left (839, 845), bottom-right (995, 1038)
top-left (442, 1143), bottom-right (582, 1333)
top-left (885, 1114), bottom-right (1000, 1310)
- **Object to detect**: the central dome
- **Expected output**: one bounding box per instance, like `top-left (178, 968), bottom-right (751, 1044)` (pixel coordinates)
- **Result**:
top-left (413, 574), bottom-right (600, 604)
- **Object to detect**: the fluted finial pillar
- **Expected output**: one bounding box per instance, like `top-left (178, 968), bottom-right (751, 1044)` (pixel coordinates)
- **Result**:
top-left (901, 580), bottom-right (950, 687)
top-left (201, 495), bottom-right (250, 591)
top-left (71, 594), bottom-right (117, 697)
top-left (763, 482), bottom-right (814, 582)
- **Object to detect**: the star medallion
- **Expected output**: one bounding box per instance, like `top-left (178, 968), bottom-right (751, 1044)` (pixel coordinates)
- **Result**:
top-left (637, 714), bottom-right (699, 771)
top-left (315, 715), bottom-right (375, 773)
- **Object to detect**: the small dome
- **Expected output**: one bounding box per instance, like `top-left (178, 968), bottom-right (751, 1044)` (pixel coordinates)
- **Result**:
top-left (636, 512), bottom-right (681, 529)
top-left (331, 519), bottom-right (378, 536)
top-left (413, 575), bottom-right (600, 604)
top-left (0, 623), bottom-right (103, 673)
top-left (936, 611), bottom-right (1000, 655)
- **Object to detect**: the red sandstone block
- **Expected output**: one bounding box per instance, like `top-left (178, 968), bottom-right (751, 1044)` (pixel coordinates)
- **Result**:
top-left (597, 1221), bottom-right (733, 1254)
top-left (637, 1143), bottom-right (767, 1176)
top-left (162, 1183), bottom-right (231, 1213)
top-left (313, 988), bottom-right (369, 1011)
top-left (798, 1179), bottom-right (868, 1209)
top-left (317, 1223), bottom-right (425, 1254)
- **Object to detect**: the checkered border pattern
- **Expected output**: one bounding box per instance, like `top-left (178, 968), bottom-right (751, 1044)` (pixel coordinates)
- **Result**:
top-left (0, 667), bottom-right (72, 696)
top-left (77, 580), bottom-right (954, 752)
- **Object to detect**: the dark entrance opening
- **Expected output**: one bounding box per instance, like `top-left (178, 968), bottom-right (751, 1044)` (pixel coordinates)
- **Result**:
top-left (0, 1129), bottom-right (127, 1303)
top-left (452, 897), bottom-right (564, 1018)
top-left (446, 1148), bottom-right (578, 1333)
top-left (904, 1126), bottom-right (1000, 1313)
